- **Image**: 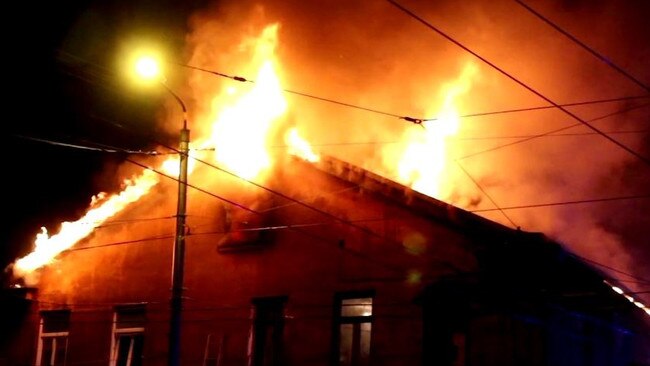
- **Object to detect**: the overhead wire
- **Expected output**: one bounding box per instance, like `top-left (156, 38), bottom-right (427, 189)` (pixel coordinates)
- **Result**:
top-left (571, 253), bottom-right (650, 284)
top-left (447, 95), bottom-right (650, 120)
top-left (12, 133), bottom-right (164, 155)
top-left (514, 0), bottom-right (650, 93)
top-left (175, 62), bottom-right (422, 123)
top-left (385, 0), bottom-right (650, 166)
top-left (455, 160), bottom-right (517, 228)
top-left (124, 158), bottom-right (259, 215)
top-left (469, 193), bottom-right (650, 213)
top-left (456, 91), bottom-right (650, 161)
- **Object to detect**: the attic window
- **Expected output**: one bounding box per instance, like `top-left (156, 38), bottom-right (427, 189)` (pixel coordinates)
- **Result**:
top-left (217, 205), bottom-right (274, 253)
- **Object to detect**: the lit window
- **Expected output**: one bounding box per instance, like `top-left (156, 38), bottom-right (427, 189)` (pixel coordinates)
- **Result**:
top-left (110, 305), bottom-right (146, 366)
top-left (36, 310), bottom-right (70, 366)
top-left (334, 292), bottom-right (374, 366)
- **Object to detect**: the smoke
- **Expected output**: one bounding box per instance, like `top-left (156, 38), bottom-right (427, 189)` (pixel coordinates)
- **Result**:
top-left (180, 0), bottom-right (649, 300)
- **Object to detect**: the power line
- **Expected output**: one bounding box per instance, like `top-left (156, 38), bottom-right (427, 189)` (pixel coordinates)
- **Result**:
top-left (63, 220), bottom-right (387, 254)
top-left (456, 95), bottom-right (650, 161)
top-left (12, 133), bottom-right (164, 155)
top-left (125, 158), bottom-right (260, 215)
top-left (455, 160), bottom-right (517, 228)
top-left (469, 194), bottom-right (650, 213)
top-left (514, 0), bottom-right (650, 93)
top-left (386, 0), bottom-right (650, 166)
top-left (572, 253), bottom-right (650, 284)
top-left (450, 95), bottom-right (650, 120)
top-left (453, 128), bottom-right (650, 141)
top-left (67, 234), bottom-right (175, 252)
top-left (176, 62), bottom-right (425, 124)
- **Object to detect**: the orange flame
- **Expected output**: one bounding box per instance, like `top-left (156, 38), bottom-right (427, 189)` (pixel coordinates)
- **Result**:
top-left (286, 128), bottom-right (319, 162)
top-left (202, 24), bottom-right (288, 180)
top-left (12, 24), bottom-right (289, 280)
top-left (392, 62), bottom-right (478, 198)
top-left (13, 169), bottom-right (160, 278)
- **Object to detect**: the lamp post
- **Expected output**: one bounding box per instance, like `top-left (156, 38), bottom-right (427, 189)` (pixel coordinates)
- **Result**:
top-left (135, 56), bottom-right (188, 366)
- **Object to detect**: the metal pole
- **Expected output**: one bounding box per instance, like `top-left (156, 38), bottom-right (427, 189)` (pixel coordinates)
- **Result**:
top-left (164, 81), bottom-right (189, 366)
top-left (169, 123), bottom-right (189, 366)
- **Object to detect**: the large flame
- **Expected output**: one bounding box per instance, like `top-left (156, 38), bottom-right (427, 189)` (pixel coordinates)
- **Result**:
top-left (393, 62), bottom-right (478, 198)
top-left (202, 24), bottom-right (287, 180)
top-left (12, 24), bottom-right (289, 280)
top-left (12, 169), bottom-right (160, 278)
top-left (286, 128), bottom-right (320, 163)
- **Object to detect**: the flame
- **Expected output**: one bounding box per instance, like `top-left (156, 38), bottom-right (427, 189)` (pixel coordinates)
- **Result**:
top-left (286, 128), bottom-right (320, 162)
top-left (393, 62), bottom-right (478, 198)
top-left (161, 155), bottom-right (197, 177)
top-left (11, 24), bottom-right (290, 279)
top-left (13, 169), bottom-right (160, 278)
top-left (203, 24), bottom-right (287, 180)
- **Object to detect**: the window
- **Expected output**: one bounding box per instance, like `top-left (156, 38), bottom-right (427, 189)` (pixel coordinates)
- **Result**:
top-left (250, 296), bottom-right (287, 366)
top-left (217, 198), bottom-right (276, 253)
top-left (36, 310), bottom-right (70, 366)
top-left (333, 292), bottom-right (374, 366)
top-left (110, 305), bottom-right (146, 366)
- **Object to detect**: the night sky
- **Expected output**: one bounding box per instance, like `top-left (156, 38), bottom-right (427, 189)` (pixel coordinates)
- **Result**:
top-left (2, 0), bottom-right (649, 300)
top-left (2, 0), bottom-right (206, 271)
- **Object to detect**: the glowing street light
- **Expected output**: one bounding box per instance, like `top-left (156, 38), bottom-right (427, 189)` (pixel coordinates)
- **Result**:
top-left (134, 56), bottom-right (161, 80)
top-left (133, 54), bottom-right (188, 366)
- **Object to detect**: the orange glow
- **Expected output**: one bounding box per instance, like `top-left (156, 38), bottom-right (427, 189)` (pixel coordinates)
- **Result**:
top-left (286, 128), bottom-right (319, 162)
top-left (12, 24), bottom-right (289, 280)
top-left (202, 24), bottom-right (287, 180)
top-left (393, 62), bottom-right (478, 198)
top-left (161, 155), bottom-right (197, 177)
top-left (13, 169), bottom-right (160, 278)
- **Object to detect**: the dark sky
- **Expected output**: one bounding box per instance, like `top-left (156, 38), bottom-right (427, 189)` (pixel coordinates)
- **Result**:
top-left (2, 0), bottom-right (649, 300)
top-left (2, 0), bottom-right (207, 271)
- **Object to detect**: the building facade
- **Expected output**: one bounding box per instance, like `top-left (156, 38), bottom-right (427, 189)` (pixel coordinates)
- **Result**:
top-left (2, 156), bottom-right (649, 365)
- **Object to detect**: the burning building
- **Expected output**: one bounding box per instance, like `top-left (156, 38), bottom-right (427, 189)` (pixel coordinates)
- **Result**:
top-left (3, 2), bottom-right (650, 365)
top-left (3, 151), bottom-right (650, 365)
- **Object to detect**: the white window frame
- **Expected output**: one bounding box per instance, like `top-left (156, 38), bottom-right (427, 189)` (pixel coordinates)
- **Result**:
top-left (35, 312), bottom-right (70, 366)
top-left (109, 311), bottom-right (145, 366)
top-left (334, 292), bottom-right (374, 366)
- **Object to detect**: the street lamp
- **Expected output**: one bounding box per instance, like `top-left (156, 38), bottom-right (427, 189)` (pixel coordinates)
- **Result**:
top-left (134, 55), bottom-right (188, 366)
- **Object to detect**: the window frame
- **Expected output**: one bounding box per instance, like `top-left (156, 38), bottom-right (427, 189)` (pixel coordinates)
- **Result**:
top-left (109, 305), bottom-right (146, 366)
top-left (35, 310), bottom-right (70, 366)
top-left (331, 290), bottom-right (375, 366)
top-left (249, 296), bottom-right (288, 366)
